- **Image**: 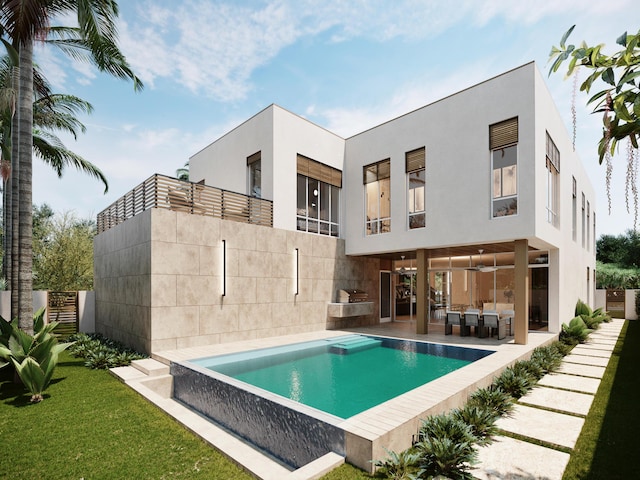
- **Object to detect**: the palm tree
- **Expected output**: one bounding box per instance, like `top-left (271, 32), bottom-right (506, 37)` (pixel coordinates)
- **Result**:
top-left (0, 0), bottom-right (142, 333)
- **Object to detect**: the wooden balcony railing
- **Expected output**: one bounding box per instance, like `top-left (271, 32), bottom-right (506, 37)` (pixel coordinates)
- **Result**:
top-left (96, 174), bottom-right (273, 234)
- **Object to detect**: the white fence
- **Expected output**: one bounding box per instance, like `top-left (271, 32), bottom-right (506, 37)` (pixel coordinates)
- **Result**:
top-left (0, 291), bottom-right (95, 332)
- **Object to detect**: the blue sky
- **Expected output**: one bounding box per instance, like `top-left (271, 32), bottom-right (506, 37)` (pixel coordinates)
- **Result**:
top-left (32, 0), bottom-right (638, 237)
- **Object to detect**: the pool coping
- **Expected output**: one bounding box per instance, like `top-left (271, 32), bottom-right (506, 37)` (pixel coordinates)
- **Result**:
top-left (149, 328), bottom-right (557, 474)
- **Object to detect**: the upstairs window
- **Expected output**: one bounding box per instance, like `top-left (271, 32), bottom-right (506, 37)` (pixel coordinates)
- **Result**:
top-left (546, 133), bottom-right (560, 227)
top-left (572, 177), bottom-right (577, 241)
top-left (490, 117), bottom-right (518, 217)
top-left (406, 147), bottom-right (425, 229)
top-left (247, 151), bottom-right (261, 198)
top-left (587, 201), bottom-right (591, 251)
top-left (296, 155), bottom-right (341, 237)
top-left (364, 159), bottom-right (391, 235)
top-left (582, 193), bottom-right (586, 248)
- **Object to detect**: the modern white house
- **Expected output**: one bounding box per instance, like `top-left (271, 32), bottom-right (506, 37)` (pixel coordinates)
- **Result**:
top-left (94, 61), bottom-right (596, 353)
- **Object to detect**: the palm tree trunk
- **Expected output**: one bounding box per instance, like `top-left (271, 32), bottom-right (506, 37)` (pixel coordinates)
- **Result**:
top-left (10, 68), bottom-right (19, 321)
top-left (17, 40), bottom-right (33, 334)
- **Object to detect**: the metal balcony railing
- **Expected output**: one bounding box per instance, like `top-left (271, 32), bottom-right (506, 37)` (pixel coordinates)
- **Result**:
top-left (96, 174), bottom-right (273, 234)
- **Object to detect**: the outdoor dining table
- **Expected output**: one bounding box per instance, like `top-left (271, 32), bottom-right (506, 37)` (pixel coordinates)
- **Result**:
top-left (445, 310), bottom-right (507, 339)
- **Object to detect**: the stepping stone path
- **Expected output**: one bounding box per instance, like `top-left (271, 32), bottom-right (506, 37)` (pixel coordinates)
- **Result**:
top-left (472, 319), bottom-right (625, 480)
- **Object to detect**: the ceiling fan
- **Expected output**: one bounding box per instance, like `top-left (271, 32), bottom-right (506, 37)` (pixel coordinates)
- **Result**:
top-left (466, 249), bottom-right (498, 273)
top-left (393, 255), bottom-right (408, 275)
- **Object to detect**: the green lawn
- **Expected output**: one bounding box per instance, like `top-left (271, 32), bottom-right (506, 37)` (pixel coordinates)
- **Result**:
top-left (0, 352), bottom-right (252, 480)
top-left (3, 321), bottom-right (635, 480)
top-left (563, 320), bottom-right (640, 479)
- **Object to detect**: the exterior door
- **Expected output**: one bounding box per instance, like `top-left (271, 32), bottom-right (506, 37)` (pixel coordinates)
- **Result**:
top-left (380, 271), bottom-right (391, 323)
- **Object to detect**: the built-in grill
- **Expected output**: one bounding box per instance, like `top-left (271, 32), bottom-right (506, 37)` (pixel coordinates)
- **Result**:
top-left (338, 289), bottom-right (368, 303)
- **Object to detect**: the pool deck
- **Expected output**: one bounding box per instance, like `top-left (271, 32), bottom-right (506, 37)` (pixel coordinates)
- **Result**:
top-left (111, 322), bottom-right (559, 479)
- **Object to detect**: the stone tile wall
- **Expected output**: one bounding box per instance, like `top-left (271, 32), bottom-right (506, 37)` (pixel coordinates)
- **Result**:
top-left (94, 208), bottom-right (380, 353)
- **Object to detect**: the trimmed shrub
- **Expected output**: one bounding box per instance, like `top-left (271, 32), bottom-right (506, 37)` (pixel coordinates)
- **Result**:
top-left (452, 404), bottom-right (499, 446)
top-left (416, 414), bottom-right (478, 480)
top-left (493, 366), bottom-right (533, 399)
top-left (467, 387), bottom-right (514, 417)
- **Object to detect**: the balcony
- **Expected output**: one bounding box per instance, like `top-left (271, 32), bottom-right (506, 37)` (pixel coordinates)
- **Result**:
top-left (97, 174), bottom-right (273, 234)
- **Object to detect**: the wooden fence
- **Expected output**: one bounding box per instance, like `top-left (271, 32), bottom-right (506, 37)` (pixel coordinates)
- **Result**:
top-left (97, 174), bottom-right (273, 233)
top-left (48, 291), bottom-right (79, 337)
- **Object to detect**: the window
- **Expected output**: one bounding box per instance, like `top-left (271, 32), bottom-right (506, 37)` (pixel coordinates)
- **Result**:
top-left (364, 159), bottom-right (391, 235)
top-left (593, 212), bottom-right (596, 252)
top-left (582, 193), bottom-right (586, 248)
top-left (296, 155), bottom-right (341, 236)
top-left (546, 132), bottom-right (560, 227)
top-left (490, 118), bottom-right (518, 217)
top-left (587, 201), bottom-right (591, 251)
top-left (572, 177), bottom-right (577, 241)
top-left (406, 147), bottom-right (425, 229)
top-left (247, 151), bottom-right (261, 198)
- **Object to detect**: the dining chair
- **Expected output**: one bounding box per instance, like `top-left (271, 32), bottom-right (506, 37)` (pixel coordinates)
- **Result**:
top-left (445, 311), bottom-right (466, 336)
top-left (464, 309), bottom-right (481, 337)
top-left (500, 309), bottom-right (515, 336)
top-left (482, 311), bottom-right (505, 339)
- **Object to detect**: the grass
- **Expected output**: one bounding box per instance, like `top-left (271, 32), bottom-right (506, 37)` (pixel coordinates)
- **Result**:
top-left (0, 351), bottom-right (252, 480)
top-left (563, 320), bottom-right (640, 479)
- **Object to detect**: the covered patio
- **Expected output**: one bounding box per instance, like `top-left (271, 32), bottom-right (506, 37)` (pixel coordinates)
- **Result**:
top-left (377, 239), bottom-right (553, 345)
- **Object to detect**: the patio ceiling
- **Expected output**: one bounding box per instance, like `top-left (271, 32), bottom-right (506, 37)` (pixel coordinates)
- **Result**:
top-left (370, 241), bottom-right (535, 262)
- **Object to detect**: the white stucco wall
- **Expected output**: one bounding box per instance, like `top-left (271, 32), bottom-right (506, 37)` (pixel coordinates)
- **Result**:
top-left (189, 105), bottom-right (346, 232)
top-left (343, 63), bottom-right (538, 256)
top-left (190, 106), bottom-right (275, 200)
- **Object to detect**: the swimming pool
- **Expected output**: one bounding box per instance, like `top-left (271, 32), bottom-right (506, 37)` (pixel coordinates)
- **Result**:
top-left (171, 334), bottom-right (494, 469)
top-left (190, 334), bottom-right (492, 418)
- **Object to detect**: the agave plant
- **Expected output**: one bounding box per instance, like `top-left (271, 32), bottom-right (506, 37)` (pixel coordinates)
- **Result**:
top-left (530, 345), bottom-right (563, 374)
top-left (0, 308), bottom-right (73, 403)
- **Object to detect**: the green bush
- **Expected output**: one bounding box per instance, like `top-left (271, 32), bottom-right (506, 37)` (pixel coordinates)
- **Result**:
top-left (561, 316), bottom-right (593, 345)
top-left (416, 414), bottom-right (478, 480)
top-left (0, 308), bottom-right (73, 402)
top-left (374, 448), bottom-right (420, 479)
top-left (466, 387), bottom-right (514, 417)
top-left (67, 332), bottom-right (146, 369)
top-left (529, 345), bottom-right (563, 373)
top-left (492, 366), bottom-right (533, 399)
top-left (452, 404), bottom-right (499, 446)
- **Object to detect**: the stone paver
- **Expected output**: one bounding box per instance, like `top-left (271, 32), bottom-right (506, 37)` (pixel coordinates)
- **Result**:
top-left (558, 362), bottom-right (606, 379)
top-left (538, 372), bottom-right (601, 394)
top-left (571, 346), bottom-right (612, 358)
top-left (563, 353), bottom-right (611, 367)
top-left (518, 385), bottom-right (594, 416)
top-left (473, 436), bottom-right (570, 480)
top-left (496, 404), bottom-right (584, 449)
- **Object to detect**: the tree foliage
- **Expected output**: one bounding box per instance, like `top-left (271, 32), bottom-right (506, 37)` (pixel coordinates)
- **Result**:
top-left (32, 209), bottom-right (95, 291)
top-left (549, 26), bottom-right (640, 225)
top-left (596, 229), bottom-right (640, 267)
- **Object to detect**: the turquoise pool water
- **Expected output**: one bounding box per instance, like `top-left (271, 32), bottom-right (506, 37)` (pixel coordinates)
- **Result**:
top-left (191, 335), bottom-right (493, 419)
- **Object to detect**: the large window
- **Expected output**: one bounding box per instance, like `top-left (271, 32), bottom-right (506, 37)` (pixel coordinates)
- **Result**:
top-left (296, 155), bottom-right (341, 237)
top-left (364, 159), bottom-right (391, 235)
top-left (546, 132), bottom-right (560, 227)
top-left (406, 147), bottom-right (425, 229)
top-left (582, 192), bottom-right (586, 248)
top-left (490, 118), bottom-right (518, 217)
top-left (587, 201), bottom-right (591, 251)
top-left (247, 151), bottom-right (261, 198)
top-left (572, 177), bottom-right (577, 241)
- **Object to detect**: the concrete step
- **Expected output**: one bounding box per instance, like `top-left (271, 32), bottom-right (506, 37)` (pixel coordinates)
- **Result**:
top-left (131, 358), bottom-right (171, 376)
